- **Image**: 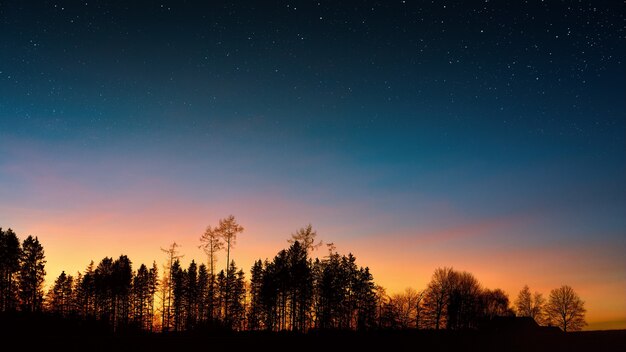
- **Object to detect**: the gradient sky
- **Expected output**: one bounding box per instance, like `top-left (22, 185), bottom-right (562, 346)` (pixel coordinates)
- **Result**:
top-left (1, 1), bottom-right (625, 330)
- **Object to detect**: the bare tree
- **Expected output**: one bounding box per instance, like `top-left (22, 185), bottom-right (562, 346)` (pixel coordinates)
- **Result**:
top-left (515, 285), bottom-right (545, 324)
top-left (422, 267), bottom-right (455, 329)
top-left (199, 225), bottom-right (224, 277)
top-left (288, 224), bottom-right (322, 253)
top-left (545, 285), bottom-right (586, 332)
top-left (480, 288), bottom-right (514, 319)
top-left (448, 271), bottom-right (482, 329)
top-left (388, 288), bottom-right (424, 328)
top-left (215, 215), bottom-right (244, 276)
top-left (199, 225), bottom-right (225, 323)
top-left (160, 242), bottom-right (182, 332)
top-left (214, 216), bottom-right (243, 321)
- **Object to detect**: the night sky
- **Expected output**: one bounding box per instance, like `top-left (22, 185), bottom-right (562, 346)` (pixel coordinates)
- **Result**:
top-left (1, 1), bottom-right (625, 329)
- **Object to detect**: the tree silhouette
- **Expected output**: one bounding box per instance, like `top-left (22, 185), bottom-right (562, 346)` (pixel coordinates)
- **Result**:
top-left (199, 225), bottom-right (223, 323)
top-left (132, 264), bottom-right (148, 329)
top-left (0, 228), bottom-right (21, 312)
top-left (47, 271), bottom-right (74, 317)
top-left (160, 242), bottom-right (182, 332)
top-left (132, 263), bottom-right (156, 330)
top-left (112, 255), bottom-right (133, 331)
top-left (354, 267), bottom-right (377, 330)
top-left (225, 261), bottom-right (246, 330)
top-left (247, 259), bottom-right (265, 330)
top-left (374, 285), bottom-right (390, 328)
top-left (148, 262), bottom-right (159, 331)
top-left (447, 271), bottom-right (482, 330)
top-left (214, 216), bottom-right (243, 320)
top-left (386, 289), bottom-right (422, 329)
top-left (0, 222), bottom-right (602, 339)
top-left (199, 225), bottom-right (224, 276)
top-left (76, 261), bottom-right (96, 318)
top-left (480, 288), bottom-right (514, 322)
top-left (18, 235), bottom-right (46, 312)
top-left (286, 241), bottom-right (312, 332)
top-left (185, 260), bottom-right (198, 330)
top-left (515, 285), bottom-right (545, 324)
top-left (260, 258), bottom-right (279, 330)
top-left (422, 267), bottom-right (455, 329)
top-left (288, 224), bottom-right (323, 253)
top-left (94, 257), bottom-right (115, 324)
top-left (317, 249), bottom-right (343, 329)
top-left (311, 248), bottom-right (378, 330)
top-left (545, 285), bottom-right (586, 332)
top-left (215, 215), bottom-right (244, 276)
top-left (171, 259), bottom-right (184, 331)
top-left (196, 263), bottom-right (209, 324)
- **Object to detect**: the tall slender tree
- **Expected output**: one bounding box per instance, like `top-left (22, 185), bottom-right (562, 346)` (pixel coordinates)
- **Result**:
top-left (18, 235), bottom-right (46, 312)
top-left (94, 257), bottom-right (115, 323)
top-left (221, 261), bottom-right (246, 330)
top-left (199, 226), bottom-right (222, 323)
top-left (185, 260), bottom-right (198, 329)
top-left (148, 262), bottom-right (159, 331)
top-left (354, 267), bottom-right (377, 330)
top-left (248, 259), bottom-right (265, 330)
top-left (160, 242), bottom-right (182, 332)
top-left (132, 264), bottom-right (151, 329)
top-left (197, 263), bottom-right (209, 324)
top-left (76, 261), bottom-right (96, 318)
top-left (215, 215), bottom-right (244, 276)
top-left (215, 216), bottom-right (243, 320)
top-left (171, 259), bottom-right (185, 332)
top-left (112, 255), bottom-right (133, 331)
top-left (0, 228), bottom-right (21, 312)
top-left (199, 226), bottom-right (223, 279)
top-left (287, 241), bottom-right (312, 332)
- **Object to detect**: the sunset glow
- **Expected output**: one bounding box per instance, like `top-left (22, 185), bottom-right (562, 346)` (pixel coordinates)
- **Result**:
top-left (1, 1), bottom-right (625, 333)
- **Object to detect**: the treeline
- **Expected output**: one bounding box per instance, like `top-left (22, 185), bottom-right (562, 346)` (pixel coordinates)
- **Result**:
top-left (0, 219), bottom-right (586, 333)
top-left (0, 229), bottom-right (45, 313)
top-left (381, 269), bottom-right (586, 332)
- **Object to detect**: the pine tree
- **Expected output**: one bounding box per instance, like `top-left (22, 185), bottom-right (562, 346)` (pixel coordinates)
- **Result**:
top-left (171, 259), bottom-right (185, 332)
top-left (197, 263), bottom-right (209, 324)
top-left (18, 235), bottom-right (46, 312)
top-left (248, 259), bottom-right (265, 330)
top-left (0, 228), bottom-right (21, 312)
top-left (76, 261), bottom-right (96, 318)
top-left (287, 241), bottom-right (312, 332)
top-left (148, 262), bottom-right (159, 331)
top-left (112, 255), bottom-right (133, 331)
top-left (132, 264), bottom-right (150, 329)
top-left (185, 260), bottom-right (198, 330)
top-left (48, 271), bottom-right (74, 316)
top-left (94, 257), bottom-right (115, 323)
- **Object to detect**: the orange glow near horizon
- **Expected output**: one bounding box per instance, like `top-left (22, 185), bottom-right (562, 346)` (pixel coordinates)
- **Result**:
top-left (3, 195), bottom-right (624, 331)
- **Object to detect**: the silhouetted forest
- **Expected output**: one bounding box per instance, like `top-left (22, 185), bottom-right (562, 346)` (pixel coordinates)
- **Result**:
top-left (1, 218), bottom-right (594, 339)
top-left (3, 220), bottom-right (626, 351)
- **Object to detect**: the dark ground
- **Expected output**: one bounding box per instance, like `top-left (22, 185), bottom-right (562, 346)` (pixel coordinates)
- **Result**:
top-left (2, 313), bottom-right (624, 352)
